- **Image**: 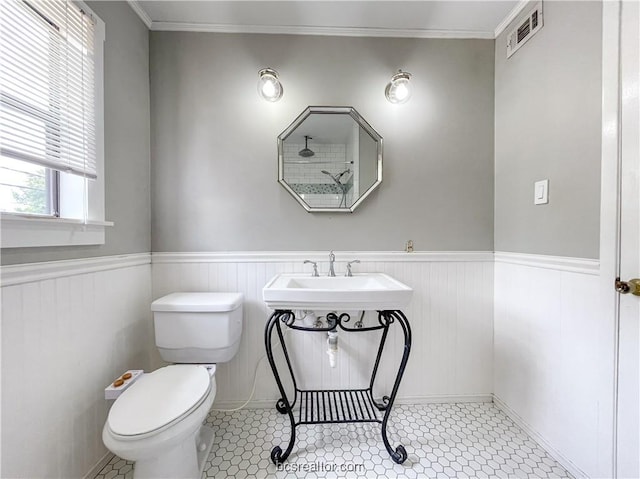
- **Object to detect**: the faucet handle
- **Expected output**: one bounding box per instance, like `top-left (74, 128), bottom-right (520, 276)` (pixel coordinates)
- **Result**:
top-left (345, 260), bottom-right (361, 277)
top-left (303, 260), bottom-right (319, 277)
top-left (328, 251), bottom-right (336, 277)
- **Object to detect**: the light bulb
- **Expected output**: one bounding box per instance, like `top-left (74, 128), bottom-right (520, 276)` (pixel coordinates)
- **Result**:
top-left (257, 68), bottom-right (283, 102)
top-left (395, 83), bottom-right (409, 101)
top-left (385, 70), bottom-right (412, 104)
top-left (261, 80), bottom-right (276, 98)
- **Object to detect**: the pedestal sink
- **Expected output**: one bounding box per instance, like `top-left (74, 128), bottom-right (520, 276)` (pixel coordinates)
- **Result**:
top-left (262, 272), bottom-right (414, 465)
top-left (262, 273), bottom-right (413, 310)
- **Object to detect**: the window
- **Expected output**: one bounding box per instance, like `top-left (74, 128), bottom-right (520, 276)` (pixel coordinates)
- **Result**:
top-left (0, 0), bottom-right (109, 247)
top-left (0, 158), bottom-right (58, 216)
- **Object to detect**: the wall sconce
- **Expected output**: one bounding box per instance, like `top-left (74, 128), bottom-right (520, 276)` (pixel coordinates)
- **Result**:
top-left (257, 68), bottom-right (283, 102)
top-left (385, 70), bottom-right (412, 104)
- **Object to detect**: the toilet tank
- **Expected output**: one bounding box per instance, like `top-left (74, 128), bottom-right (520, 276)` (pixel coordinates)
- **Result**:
top-left (151, 292), bottom-right (243, 364)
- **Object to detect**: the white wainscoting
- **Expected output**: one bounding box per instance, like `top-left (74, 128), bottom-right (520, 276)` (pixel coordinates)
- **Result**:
top-left (0, 254), bottom-right (154, 479)
top-left (151, 252), bottom-right (495, 408)
top-left (1, 250), bottom-right (611, 479)
top-left (494, 252), bottom-right (604, 479)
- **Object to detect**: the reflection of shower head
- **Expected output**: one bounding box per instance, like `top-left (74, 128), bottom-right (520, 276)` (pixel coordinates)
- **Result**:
top-left (321, 169), bottom-right (351, 186)
top-left (321, 169), bottom-right (351, 208)
top-left (298, 136), bottom-right (315, 157)
top-left (336, 169), bottom-right (351, 181)
top-left (321, 170), bottom-right (340, 185)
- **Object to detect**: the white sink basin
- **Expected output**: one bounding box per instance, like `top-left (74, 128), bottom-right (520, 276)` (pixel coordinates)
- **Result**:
top-left (262, 273), bottom-right (413, 311)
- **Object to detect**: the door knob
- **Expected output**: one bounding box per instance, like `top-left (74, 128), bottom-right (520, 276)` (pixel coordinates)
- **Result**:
top-left (615, 277), bottom-right (640, 295)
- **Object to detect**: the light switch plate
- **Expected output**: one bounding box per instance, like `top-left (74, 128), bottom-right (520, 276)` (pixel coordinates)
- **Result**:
top-left (534, 179), bottom-right (549, 205)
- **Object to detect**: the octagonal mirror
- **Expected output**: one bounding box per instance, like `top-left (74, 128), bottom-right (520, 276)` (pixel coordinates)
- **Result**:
top-left (278, 106), bottom-right (382, 213)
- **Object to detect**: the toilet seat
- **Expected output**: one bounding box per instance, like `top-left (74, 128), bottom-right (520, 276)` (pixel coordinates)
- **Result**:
top-left (107, 365), bottom-right (211, 438)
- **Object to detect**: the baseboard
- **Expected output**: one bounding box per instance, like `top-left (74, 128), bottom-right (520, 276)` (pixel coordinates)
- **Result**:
top-left (493, 395), bottom-right (586, 479)
top-left (211, 394), bottom-right (493, 411)
top-left (394, 394), bottom-right (494, 405)
top-left (211, 399), bottom-right (275, 411)
top-left (83, 451), bottom-right (114, 479)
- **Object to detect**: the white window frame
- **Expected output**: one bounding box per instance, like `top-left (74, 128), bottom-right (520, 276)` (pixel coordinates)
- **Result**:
top-left (0, 1), bottom-right (112, 248)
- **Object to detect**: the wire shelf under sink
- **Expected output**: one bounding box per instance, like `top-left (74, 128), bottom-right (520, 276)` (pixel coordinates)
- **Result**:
top-left (296, 388), bottom-right (381, 425)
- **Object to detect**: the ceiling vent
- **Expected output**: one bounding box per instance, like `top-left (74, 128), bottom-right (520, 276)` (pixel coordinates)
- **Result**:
top-left (506, 2), bottom-right (543, 58)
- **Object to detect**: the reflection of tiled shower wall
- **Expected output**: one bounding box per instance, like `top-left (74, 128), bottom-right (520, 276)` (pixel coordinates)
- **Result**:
top-left (283, 143), bottom-right (351, 208)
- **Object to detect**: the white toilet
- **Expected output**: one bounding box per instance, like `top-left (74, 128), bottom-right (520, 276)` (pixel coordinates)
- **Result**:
top-left (102, 292), bottom-right (243, 479)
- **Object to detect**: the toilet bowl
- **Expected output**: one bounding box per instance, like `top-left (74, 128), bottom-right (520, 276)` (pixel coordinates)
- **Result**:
top-left (102, 292), bottom-right (243, 479)
top-left (103, 365), bottom-right (217, 479)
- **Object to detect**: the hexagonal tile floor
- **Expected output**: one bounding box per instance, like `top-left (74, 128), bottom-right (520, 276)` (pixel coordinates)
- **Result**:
top-left (95, 403), bottom-right (572, 478)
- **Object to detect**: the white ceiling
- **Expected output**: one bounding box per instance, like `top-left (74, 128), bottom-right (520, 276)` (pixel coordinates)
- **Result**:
top-left (132, 1), bottom-right (523, 39)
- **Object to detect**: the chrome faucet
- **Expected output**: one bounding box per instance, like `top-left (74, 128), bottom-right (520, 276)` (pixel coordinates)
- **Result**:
top-left (345, 260), bottom-right (360, 277)
top-left (328, 251), bottom-right (336, 277)
top-left (304, 260), bottom-right (319, 277)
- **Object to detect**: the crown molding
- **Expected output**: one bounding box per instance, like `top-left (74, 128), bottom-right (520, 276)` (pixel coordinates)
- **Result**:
top-left (127, 0), bottom-right (152, 29)
top-left (149, 22), bottom-right (495, 39)
top-left (126, 0), bottom-right (524, 40)
top-left (494, 0), bottom-right (530, 38)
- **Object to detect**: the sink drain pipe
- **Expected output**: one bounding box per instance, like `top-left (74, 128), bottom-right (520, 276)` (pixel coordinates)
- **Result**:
top-left (327, 330), bottom-right (338, 368)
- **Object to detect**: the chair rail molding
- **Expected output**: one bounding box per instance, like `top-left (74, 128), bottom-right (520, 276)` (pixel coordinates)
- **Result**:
top-left (494, 251), bottom-right (600, 275)
top-left (0, 253), bottom-right (151, 286)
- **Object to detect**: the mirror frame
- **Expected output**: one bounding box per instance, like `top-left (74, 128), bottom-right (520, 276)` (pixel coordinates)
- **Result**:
top-left (277, 106), bottom-right (383, 213)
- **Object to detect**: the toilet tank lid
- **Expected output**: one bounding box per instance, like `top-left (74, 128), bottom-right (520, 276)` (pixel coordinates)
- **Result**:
top-left (151, 292), bottom-right (243, 312)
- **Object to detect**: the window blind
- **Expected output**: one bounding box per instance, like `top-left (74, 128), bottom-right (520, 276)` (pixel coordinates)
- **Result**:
top-left (0, 0), bottom-right (97, 179)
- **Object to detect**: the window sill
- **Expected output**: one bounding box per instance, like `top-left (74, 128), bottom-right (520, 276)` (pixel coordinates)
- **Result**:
top-left (1, 213), bottom-right (114, 248)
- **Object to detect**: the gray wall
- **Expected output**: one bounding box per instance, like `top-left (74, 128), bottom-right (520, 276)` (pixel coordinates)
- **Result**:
top-left (494, 1), bottom-right (602, 258)
top-left (1, 1), bottom-right (151, 265)
top-left (150, 33), bottom-right (494, 252)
